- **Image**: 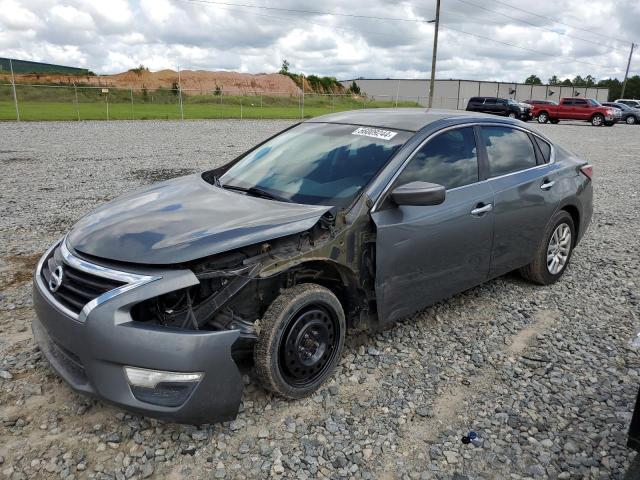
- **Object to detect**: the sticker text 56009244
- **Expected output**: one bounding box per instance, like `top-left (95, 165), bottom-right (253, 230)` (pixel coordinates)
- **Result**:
top-left (351, 127), bottom-right (398, 141)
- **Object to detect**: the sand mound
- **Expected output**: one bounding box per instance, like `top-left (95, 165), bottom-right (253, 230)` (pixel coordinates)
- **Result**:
top-left (1, 69), bottom-right (302, 95)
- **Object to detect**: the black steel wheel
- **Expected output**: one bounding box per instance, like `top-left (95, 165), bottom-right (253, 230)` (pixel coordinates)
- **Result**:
top-left (254, 283), bottom-right (345, 399)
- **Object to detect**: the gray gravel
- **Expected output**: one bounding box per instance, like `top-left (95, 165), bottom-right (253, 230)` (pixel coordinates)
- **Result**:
top-left (0, 119), bottom-right (639, 479)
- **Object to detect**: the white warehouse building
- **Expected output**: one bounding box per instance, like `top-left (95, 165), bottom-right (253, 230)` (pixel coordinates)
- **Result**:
top-left (339, 78), bottom-right (610, 109)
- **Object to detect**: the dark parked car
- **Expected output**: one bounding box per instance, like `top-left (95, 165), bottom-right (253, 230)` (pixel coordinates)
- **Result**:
top-left (466, 96), bottom-right (532, 120)
top-left (602, 102), bottom-right (640, 125)
top-left (33, 109), bottom-right (593, 423)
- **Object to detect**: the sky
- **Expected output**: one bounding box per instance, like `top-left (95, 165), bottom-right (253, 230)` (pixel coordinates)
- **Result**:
top-left (0, 0), bottom-right (638, 83)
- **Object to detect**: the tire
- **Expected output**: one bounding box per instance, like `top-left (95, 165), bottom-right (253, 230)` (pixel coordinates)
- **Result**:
top-left (508, 112), bottom-right (517, 119)
top-left (550, 119), bottom-right (559, 124)
top-left (591, 114), bottom-right (604, 126)
top-left (604, 122), bottom-right (614, 127)
top-left (627, 116), bottom-right (637, 125)
top-left (254, 283), bottom-right (346, 399)
top-left (519, 210), bottom-right (575, 285)
top-left (537, 112), bottom-right (549, 123)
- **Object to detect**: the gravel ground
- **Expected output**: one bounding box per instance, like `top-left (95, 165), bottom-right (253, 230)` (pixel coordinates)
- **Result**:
top-left (0, 119), bottom-right (639, 480)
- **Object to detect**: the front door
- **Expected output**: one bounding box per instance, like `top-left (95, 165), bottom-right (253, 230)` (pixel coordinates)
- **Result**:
top-left (372, 126), bottom-right (494, 324)
top-left (572, 98), bottom-right (589, 120)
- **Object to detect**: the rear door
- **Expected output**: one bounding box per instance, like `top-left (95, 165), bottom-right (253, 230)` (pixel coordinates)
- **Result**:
top-left (479, 126), bottom-right (559, 277)
top-left (483, 98), bottom-right (497, 114)
top-left (372, 126), bottom-right (494, 324)
top-left (559, 98), bottom-right (575, 118)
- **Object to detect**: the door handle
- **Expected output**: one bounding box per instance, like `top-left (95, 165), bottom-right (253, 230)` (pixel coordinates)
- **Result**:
top-left (540, 180), bottom-right (555, 190)
top-left (471, 203), bottom-right (493, 216)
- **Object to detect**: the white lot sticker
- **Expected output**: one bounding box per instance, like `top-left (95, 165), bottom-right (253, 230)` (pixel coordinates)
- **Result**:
top-left (351, 127), bottom-right (397, 141)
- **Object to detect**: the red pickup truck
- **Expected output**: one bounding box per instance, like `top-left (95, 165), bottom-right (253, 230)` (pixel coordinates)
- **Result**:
top-left (532, 97), bottom-right (619, 126)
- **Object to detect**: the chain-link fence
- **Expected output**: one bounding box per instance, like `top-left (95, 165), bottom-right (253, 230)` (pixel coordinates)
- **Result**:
top-left (0, 83), bottom-right (427, 121)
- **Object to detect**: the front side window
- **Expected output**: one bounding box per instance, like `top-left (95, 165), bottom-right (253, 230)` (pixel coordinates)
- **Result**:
top-left (561, 99), bottom-right (573, 105)
top-left (396, 127), bottom-right (478, 190)
top-left (480, 126), bottom-right (537, 177)
top-left (219, 123), bottom-right (410, 206)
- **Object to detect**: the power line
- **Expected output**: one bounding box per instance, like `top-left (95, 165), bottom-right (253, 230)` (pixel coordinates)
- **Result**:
top-left (491, 0), bottom-right (634, 45)
top-left (177, 1), bottom-right (421, 41)
top-left (440, 24), bottom-right (623, 71)
top-left (177, 0), bottom-right (435, 24)
top-left (452, 0), bottom-right (627, 54)
top-left (174, 0), bottom-right (624, 74)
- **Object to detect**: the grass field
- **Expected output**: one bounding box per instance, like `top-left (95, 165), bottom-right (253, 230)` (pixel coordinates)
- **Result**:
top-left (0, 95), bottom-right (419, 121)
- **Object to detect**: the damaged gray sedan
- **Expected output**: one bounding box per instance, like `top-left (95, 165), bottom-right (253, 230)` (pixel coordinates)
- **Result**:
top-left (32, 109), bottom-right (593, 423)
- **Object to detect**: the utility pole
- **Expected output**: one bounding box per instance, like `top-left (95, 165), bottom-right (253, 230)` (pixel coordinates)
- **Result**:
top-left (9, 59), bottom-right (19, 121)
top-left (301, 74), bottom-right (305, 119)
top-left (621, 43), bottom-right (636, 99)
top-left (428, 0), bottom-right (440, 109)
top-left (177, 65), bottom-right (184, 121)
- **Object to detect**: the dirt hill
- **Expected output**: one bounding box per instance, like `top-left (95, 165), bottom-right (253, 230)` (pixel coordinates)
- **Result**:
top-left (0, 69), bottom-right (302, 95)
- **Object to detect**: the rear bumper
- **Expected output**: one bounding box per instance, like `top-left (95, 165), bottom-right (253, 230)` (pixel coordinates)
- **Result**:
top-left (575, 180), bottom-right (593, 246)
top-left (32, 242), bottom-right (244, 424)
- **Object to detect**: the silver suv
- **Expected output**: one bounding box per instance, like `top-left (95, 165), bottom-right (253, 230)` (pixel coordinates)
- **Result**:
top-left (615, 99), bottom-right (640, 109)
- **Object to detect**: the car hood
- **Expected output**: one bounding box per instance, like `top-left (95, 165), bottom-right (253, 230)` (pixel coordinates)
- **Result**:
top-left (67, 174), bottom-right (332, 265)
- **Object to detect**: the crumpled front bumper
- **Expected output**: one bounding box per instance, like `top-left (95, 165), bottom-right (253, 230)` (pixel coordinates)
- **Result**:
top-left (32, 240), bottom-right (244, 424)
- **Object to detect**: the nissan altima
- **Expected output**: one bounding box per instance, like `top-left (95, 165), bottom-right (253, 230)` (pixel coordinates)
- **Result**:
top-left (33, 109), bottom-right (593, 423)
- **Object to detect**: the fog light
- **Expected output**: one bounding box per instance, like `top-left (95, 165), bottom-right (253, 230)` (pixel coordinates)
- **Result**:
top-left (124, 367), bottom-right (203, 388)
top-left (125, 367), bottom-right (203, 407)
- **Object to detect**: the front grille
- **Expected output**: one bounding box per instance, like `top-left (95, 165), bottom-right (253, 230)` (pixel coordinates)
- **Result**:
top-left (41, 247), bottom-right (125, 315)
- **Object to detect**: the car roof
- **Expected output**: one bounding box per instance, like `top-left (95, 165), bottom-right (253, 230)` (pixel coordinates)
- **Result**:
top-left (305, 108), bottom-right (505, 132)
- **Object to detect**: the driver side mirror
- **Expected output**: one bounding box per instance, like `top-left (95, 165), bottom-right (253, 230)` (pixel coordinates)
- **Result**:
top-left (390, 181), bottom-right (446, 206)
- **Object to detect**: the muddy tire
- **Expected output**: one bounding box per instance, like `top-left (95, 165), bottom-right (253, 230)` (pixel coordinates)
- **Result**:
top-left (519, 210), bottom-right (575, 285)
top-left (254, 283), bottom-right (345, 399)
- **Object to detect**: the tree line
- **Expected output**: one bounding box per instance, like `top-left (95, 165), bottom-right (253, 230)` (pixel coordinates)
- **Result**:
top-left (524, 74), bottom-right (640, 100)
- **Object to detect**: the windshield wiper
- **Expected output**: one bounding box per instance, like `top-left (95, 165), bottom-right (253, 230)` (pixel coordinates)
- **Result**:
top-left (221, 184), bottom-right (289, 202)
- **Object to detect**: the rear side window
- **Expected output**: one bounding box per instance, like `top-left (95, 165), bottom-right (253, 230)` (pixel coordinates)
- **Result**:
top-left (480, 127), bottom-right (537, 177)
top-left (534, 137), bottom-right (552, 164)
top-left (484, 98), bottom-right (497, 104)
top-left (396, 127), bottom-right (478, 190)
top-left (561, 99), bottom-right (573, 105)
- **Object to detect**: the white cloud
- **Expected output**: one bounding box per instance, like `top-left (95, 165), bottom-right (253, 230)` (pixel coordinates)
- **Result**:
top-left (2, 0), bottom-right (638, 82)
top-left (0, 0), bottom-right (43, 30)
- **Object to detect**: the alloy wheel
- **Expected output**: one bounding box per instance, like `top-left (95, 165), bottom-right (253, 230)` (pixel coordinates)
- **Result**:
top-left (547, 223), bottom-right (572, 275)
top-left (538, 113), bottom-right (548, 123)
top-left (627, 116), bottom-right (636, 125)
top-left (592, 115), bottom-right (603, 126)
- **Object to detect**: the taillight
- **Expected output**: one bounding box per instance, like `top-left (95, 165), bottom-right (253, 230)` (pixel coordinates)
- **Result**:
top-left (580, 165), bottom-right (593, 180)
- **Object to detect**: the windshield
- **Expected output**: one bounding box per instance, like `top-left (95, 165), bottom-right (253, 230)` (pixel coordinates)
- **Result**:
top-left (219, 123), bottom-right (410, 206)
top-left (587, 99), bottom-right (601, 107)
top-left (507, 99), bottom-right (519, 105)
